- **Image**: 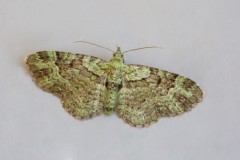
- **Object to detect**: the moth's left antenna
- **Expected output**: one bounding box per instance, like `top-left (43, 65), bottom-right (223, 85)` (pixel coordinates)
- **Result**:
top-left (74, 41), bottom-right (114, 53)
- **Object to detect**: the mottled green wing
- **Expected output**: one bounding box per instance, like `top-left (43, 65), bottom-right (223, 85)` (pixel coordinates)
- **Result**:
top-left (26, 51), bottom-right (107, 119)
top-left (117, 65), bottom-right (203, 127)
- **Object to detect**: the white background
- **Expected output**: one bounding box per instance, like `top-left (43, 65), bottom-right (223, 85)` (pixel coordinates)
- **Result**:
top-left (0, 0), bottom-right (239, 160)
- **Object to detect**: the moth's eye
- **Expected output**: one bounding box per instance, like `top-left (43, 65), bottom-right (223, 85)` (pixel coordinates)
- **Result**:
top-left (121, 54), bottom-right (123, 58)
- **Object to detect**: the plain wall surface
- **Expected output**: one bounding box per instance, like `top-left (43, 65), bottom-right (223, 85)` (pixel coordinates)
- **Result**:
top-left (0, 0), bottom-right (240, 160)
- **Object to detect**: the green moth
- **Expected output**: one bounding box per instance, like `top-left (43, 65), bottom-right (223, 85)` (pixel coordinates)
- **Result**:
top-left (26, 45), bottom-right (203, 127)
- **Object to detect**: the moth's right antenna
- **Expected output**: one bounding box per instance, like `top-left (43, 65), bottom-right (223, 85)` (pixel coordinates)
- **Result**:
top-left (74, 41), bottom-right (114, 53)
top-left (123, 46), bottom-right (162, 54)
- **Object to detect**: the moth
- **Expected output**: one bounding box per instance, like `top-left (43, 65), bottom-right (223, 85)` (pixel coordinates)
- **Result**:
top-left (25, 43), bottom-right (203, 127)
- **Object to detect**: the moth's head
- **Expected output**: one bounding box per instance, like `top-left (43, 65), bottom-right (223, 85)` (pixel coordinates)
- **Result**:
top-left (112, 46), bottom-right (124, 61)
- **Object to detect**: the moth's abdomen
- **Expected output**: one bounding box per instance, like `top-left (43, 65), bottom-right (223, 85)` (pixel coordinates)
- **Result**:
top-left (104, 82), bottom-right (120, 115)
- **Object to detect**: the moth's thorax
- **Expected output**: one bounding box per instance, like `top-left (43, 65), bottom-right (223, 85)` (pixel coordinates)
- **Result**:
top-left (106, 49), bottom-right (125, 84)
top-left (107, 56), bottom-right (124, 84)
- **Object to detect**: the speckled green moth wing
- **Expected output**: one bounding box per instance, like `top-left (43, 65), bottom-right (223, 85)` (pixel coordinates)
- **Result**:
top-left (117, 65), bottom-right (203, 127)
top-left (26, 47), bottom-right (203, 127)
top-left (26, 51), bottom-right (107, 119)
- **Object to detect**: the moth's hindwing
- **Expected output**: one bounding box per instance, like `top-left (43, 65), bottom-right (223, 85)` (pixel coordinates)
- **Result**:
top-left (117, 65), bottom-right (203, 127)
top-left (26, 51), bottom-right (107, 119)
